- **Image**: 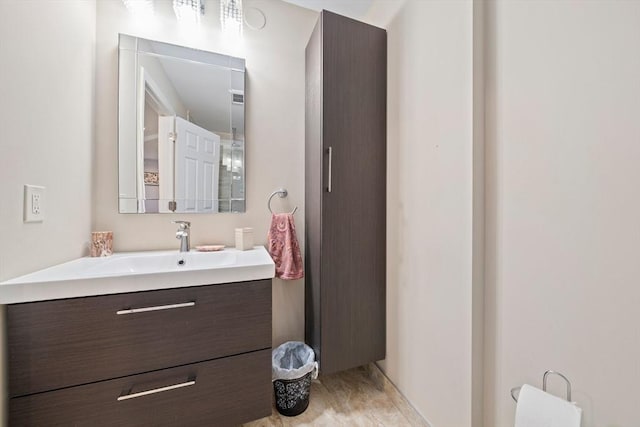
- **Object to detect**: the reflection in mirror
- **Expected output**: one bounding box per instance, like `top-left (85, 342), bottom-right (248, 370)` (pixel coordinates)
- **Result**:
top-left (118, 34), bottom-right (245, 214)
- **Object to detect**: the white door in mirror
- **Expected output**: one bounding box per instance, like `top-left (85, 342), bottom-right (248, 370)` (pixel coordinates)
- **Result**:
top-left (174, 117), bottom-right (221, 213)
top-left (24, 184), bottom-right (45, 223)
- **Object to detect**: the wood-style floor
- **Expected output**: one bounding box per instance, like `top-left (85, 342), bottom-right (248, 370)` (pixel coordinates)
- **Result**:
top-left (243, 365), bottom-right (429, 426)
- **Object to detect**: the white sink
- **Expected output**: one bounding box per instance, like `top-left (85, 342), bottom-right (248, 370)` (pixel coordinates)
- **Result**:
top-left (82, 250), bottom-right (238, 277)
top-left (0, 247), bottom-right (275, 304)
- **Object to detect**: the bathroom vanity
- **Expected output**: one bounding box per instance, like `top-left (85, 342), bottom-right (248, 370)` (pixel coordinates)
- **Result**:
top-left (0, 247), bottom-right (275, 426)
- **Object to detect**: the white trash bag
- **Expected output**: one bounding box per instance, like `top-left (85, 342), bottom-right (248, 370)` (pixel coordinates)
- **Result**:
top-left (272, 341), bottom-right (318, 381)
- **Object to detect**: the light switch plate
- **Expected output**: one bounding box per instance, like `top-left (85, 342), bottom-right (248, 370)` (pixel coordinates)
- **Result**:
top-left (24, 185), bottom-right (45, 223)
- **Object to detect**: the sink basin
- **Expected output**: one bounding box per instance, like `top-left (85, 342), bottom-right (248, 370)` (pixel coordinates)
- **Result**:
top-left (82, 250), bottom-right (238, 277)
top-left (0, 247), bottom-right (275, 304)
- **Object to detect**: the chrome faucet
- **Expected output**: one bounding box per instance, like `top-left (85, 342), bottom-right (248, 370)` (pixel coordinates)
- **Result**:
top-left (172, 220), bottom-right (191, 252)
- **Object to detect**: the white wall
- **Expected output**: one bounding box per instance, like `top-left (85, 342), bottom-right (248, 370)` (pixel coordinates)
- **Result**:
top-left (0, 0), bottom-right (97, 424)
top-left (0, 0), bottom-right (96, 281)
top-left (484, 1), bottom-right (640, 426)
top-left (366, 1), bottom-right (478, 426)
top-left (94, 0), bottom-right (317, 346)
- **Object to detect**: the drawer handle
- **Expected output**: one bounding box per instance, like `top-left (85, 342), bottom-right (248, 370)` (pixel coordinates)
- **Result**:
top-left (117, 379), bottom-right (196, 401)
top-left (327, 146), bottom-right (333, 193)
top-left (116, 301), bottom-right (195, 315)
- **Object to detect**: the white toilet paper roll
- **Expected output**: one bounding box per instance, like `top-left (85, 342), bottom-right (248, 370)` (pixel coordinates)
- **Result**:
top-left (515, 384), bottom-right (582, 427)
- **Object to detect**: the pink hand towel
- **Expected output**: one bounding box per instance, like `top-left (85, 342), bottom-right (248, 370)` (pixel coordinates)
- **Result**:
top-left (268, 213), bottom-right (304, 280)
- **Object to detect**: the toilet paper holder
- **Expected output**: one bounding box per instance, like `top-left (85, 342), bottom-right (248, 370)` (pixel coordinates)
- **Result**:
top-left (511, 370), bottom-right (572, 403)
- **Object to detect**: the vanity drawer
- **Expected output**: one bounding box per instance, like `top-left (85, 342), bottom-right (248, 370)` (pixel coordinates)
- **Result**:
top-left (8, 280), bottom-right (271, 397)
top-left (10, 349), bottom-right (272, 427)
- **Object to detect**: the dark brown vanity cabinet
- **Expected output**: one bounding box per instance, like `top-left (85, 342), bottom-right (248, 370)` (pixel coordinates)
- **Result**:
top-left (305, 11), bottom-right (387, 374)
top-left (7, 280), bottom-right (272, 426)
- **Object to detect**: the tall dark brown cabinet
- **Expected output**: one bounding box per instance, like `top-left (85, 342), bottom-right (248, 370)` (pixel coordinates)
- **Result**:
top-left (305, 11), bottom-right (387, 374)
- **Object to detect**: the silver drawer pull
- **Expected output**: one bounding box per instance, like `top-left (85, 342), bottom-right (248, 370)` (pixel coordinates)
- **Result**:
top-left (117, 379), bottom-right (195, 401)
top-left (116, 301), bottom-right (195, 315)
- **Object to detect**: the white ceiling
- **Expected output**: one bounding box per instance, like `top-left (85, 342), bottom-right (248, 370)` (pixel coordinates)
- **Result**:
top-left (281, 0), bottom-right (374, 20)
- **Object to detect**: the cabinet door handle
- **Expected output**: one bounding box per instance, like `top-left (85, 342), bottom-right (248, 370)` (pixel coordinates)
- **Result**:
top-left (117, 379), bottom-right (196, 401)
top-left (116, 301), bottom-right (195, 315)
top-left (327, 146), bottom-right (333, 193)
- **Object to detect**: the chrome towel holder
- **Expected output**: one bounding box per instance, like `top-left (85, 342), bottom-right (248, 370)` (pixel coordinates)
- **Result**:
top-left (268, 188), bottom-right (298, 215)
top-left (511, 370), bottom-right (573, 403)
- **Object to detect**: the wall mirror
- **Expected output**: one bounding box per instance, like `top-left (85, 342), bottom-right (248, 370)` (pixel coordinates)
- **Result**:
top-left (118, 34), bottom-right (245, 214)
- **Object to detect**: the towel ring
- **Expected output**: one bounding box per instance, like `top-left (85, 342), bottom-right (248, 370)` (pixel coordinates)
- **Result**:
top-left (268, 188), bottom-right (298, 215)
